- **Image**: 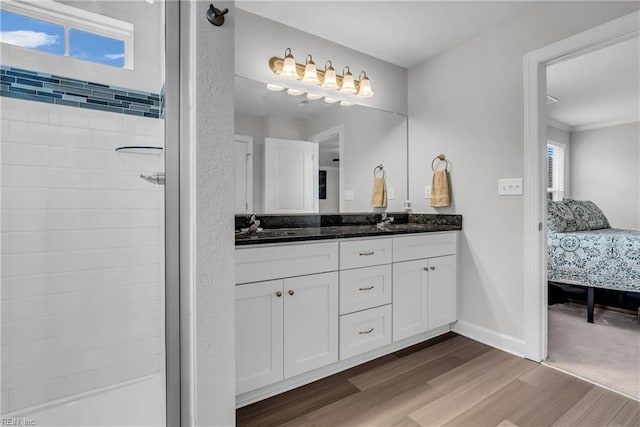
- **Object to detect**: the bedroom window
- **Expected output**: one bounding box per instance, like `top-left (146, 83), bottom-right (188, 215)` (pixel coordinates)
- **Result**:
top-left (0, 1), bottom-right (133, 69)
top-left (547, 142), bottom-right (566, 201)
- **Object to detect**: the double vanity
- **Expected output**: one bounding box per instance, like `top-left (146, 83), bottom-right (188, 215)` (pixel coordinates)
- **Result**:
top-left (234, 213), bottom-right (462, 407)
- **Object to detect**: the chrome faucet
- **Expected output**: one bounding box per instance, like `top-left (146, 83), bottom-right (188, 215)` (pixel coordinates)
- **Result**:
top-left (376, 212), bottom-right (394, 229)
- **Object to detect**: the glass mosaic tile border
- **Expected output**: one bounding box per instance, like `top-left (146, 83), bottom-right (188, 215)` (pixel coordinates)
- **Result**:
top-left (0, 65), bottom-right (162, 119)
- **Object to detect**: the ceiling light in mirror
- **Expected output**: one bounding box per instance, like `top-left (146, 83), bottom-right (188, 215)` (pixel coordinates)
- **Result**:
top-left (306, 93), bottom-right (322, 100)
top-left (280, 48), bottom-right (298, 80)
top-left (324, 97), bottom-right (339, 104)
top-left (287, 88), bottom-right (304, 96)
top-left (266, 83), bottom-right (285, 92)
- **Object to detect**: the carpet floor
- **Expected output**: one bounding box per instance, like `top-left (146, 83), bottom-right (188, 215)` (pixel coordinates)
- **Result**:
top-left (547, 302), bottom-right (640, 401)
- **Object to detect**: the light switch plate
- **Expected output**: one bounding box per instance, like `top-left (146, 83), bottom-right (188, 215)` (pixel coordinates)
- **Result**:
top-left (344, 190), bottom-right (354, 201)
top-left (425, 185), bottom-right (432, 199)
top-left (498, 178), bottom-right (523, 196)
top-left (387, 187), bottom-right (395, 200)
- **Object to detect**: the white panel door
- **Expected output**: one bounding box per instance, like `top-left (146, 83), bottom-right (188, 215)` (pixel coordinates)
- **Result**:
top-left (235, 280), bottom-right (284, 394)
top-left (234, 135), bottom-right (253, 213)
top-left (283, 272), bottom-right (338, 378)
top-left (427, 255), bottom-right (457, 329)
top-left (392, 259), bottom-right (429, 341)
top-left (264, 138), bottom-right (319, 213)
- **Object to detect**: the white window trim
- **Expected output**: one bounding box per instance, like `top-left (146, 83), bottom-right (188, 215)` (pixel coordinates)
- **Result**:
top-left (547, 140), bottom-right (567, 201)
top-left (1, 0), bottom-right (134, 69)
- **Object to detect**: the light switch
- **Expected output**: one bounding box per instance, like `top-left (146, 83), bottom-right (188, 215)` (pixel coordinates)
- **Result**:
top-left (498, 178), bottom-right (523, 196)
top-left (425, 185), bottom-right (432, 199)
top-left (344, 190), bottom-right (354, 201)
top-left (387, 187), bottom-right (395, 200)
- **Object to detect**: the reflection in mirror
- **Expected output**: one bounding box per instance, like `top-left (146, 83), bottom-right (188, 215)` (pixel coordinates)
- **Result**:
top-left (234, 76), bottom-right (408, 214)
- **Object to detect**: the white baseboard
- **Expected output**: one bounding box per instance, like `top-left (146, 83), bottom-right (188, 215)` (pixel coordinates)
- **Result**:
top-left (452, 320), bottom-right (525, 358)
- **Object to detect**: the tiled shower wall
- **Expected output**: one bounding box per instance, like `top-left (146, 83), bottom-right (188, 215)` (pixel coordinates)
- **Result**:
top-left (0, 96), bottom-right (164, 413)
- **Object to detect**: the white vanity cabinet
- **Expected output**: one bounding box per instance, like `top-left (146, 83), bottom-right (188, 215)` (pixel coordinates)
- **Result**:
top-left (392, 233), bottom-right (458, 341)
top-left (235, 242), bottom-right (339, 395)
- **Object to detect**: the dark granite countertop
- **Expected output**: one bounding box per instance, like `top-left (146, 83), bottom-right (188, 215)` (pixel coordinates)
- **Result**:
top-left (235, 214), bottom-right (462, 246)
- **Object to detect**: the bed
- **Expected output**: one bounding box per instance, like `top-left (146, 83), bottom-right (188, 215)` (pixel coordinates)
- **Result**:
top-left (547, 199), bottom-right (640, 322)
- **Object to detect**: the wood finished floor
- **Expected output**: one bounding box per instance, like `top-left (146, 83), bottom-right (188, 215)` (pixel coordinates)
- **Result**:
top-left (236, 333), bottom-right (640, 427)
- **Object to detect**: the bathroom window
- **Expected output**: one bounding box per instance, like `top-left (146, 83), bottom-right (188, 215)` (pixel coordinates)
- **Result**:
top-left (0, 1), bottom-right (133, 69)
top-left (547, 142), bottom-right (566, 201)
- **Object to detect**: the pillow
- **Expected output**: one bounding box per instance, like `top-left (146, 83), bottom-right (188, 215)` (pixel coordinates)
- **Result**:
top-left (565, 199), bottom-right (610, 231)
top-left (547, 200), bottom-right (579, 232)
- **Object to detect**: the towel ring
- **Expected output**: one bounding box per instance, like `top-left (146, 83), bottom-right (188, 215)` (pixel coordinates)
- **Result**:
top-left (373, 164), bottom-right (385, 178)
top-left (431, 154), bottom-right (449, 171)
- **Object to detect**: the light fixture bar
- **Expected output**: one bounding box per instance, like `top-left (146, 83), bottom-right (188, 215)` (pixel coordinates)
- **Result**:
top-left (269, 56), bottom-right (365, 93)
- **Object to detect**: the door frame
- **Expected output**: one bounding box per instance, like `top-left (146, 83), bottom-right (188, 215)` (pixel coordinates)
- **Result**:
top-left (234, 134), bottom-right (254, 213)
top-left (309, 125), bottom-right (345, 212)
top-left (522, 10), bottom-right (639, 362)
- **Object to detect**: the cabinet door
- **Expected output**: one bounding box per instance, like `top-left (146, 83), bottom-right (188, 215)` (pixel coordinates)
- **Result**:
top-left (284, 272), bottom-right (339, 378)
top-left (235, 280), bottom-right (284, 395)
top-left (427, 255), bottom-right (457, 329)
top-left (392, 259), bottom-right (429, 342)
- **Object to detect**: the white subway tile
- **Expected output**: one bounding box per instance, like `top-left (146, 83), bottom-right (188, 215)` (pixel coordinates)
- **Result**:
top-left (92, 170), bottom-right (164, 191)
top-left (1, 119), bottom-right (9, 142)
top-left (1, 142), bottom-right (49, 166)
top-left (48, 110), bottom-right (90, 128)
top-left (0, 98), bottom-right (49, 123)
top-left (1, 228), bottom-right (160, 255)
top-left (1, 247), bottom-right (160, 277)
top-left (89, 116), bottom-right (125, 132)
top-left (1, 188), bottom-right (49, 209)
top-left (124, 116), bottom-right (164, 137)
top-left (92, 130), bottom-right (128, 151)
top-left (47, 189), bottom-right (162, 210)
top-left (1, 209), bottom-right (161, 232)
top-left (2, 165), bottom-right (93, 189)
top-left (93, 353), bottom-right (160, 390)
top-left (8, 371), bottom-right (95, 412)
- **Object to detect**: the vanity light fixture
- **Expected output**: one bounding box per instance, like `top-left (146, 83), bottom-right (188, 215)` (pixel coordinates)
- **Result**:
top-left (340, 101), bottom-right (353, 107)
top-left (306, 93), bottom-right (323, 100)
top-left (287, 88), bottom-right (304, 96)
top-left (324, 97), bottom-right (339, 104)
top-left (269, 48), bottom-right (374, 100)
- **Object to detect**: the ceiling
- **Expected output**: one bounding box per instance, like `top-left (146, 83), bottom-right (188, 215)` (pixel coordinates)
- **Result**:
top-left (547, 37), bottom-right (640, 130)
top-left (236, 1), bottom-right (531, 68)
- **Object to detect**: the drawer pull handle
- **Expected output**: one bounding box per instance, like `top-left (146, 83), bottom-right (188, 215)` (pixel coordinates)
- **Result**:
top-left (359, 251), bottom-right (375, 256)
top-left (359, 328), bottom-right (374, 335)
top-left (288, 290), bottom-right (295, 296)
top-left (275, 291), bottom-right (282, 297)
top-left (358, 286), bottom-right (375, 291)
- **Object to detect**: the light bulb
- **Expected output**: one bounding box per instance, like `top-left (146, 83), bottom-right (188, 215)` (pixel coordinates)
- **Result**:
top-left (266, 83), bottom-right (285, 92)
top-left (340, 66), bottom-right (356, 94)
top-left (340, 101), bottom-right (353, 107)
top-left (324, 97), bottom-right (339, 104)
top-left (287, 88), bottom-right (304, 96)
top-left (280, 48), bottom-right (298, 80)
top-left (301, 54), bottom-right (320, 85)
top-left (306, 93), bottom-right (322, 100)
top-left (357, 71), bottom-right (374, 98)
top-left (321, 60), bottom-right (338, 90)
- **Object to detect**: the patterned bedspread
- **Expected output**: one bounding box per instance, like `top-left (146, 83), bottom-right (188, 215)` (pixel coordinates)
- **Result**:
top-left (547, 228), bottom-right (640, 292)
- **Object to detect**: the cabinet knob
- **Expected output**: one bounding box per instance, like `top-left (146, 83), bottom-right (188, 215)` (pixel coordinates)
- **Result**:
top-left (288, 290), bottom-right (295, 296)
top-left (430, 266), bottom-right (436, 271)
top-left (275, 291), bottom-right (282, 297)
top-left (423, 267), bottom-right (429, 271)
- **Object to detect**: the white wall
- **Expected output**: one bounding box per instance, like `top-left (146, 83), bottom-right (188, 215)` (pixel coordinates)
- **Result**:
top-left (0, 97), bottom-right (164, 413)
top-left (319, 167), bottom-right (339, 213)
top-left (180, 1), bottom-right (235, 425)
top-left (235, 9), bottom-right (408, 115)
top-left (570, 122), bottom-right (640, 229)
top-left (1, 1), bottom-right (163, 93)
top-left (408, 2), bottom-right (639, 346)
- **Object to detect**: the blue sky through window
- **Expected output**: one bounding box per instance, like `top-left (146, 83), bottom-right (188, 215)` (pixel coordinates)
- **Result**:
top-left (0, 10), bottom-right (125, 68)
top-left (0, 10), bottom-right (64, 55)
top-left (69, 29), bottom-right (125, 68)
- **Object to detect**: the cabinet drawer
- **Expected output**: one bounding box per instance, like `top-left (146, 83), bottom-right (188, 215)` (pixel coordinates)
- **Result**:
top-left (340, 238), bottom-right (392, 269)
top-left (235, 241), bottom-right (339, 284)
top-left (339, 265), bottom-right (392, 315)
top-left (340, 305), bottom-right (392, 359)
top-left (393, 232), bottom-right (457, 262)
